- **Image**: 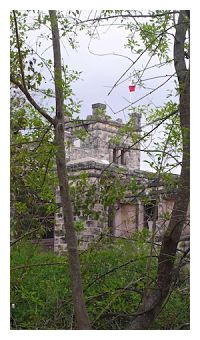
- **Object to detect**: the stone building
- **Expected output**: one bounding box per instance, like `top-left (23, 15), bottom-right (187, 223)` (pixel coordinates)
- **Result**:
top-left (53, 103), bottom-right (189, 253)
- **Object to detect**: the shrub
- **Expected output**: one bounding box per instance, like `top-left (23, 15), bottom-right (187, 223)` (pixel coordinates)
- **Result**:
top-left (10, 232), bottom-right (189, 329)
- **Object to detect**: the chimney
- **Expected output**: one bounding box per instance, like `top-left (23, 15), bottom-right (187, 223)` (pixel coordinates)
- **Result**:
top-left (129, 112), bottom-right (141, 131)
top-left (92, 103), bottom-right (106, 116)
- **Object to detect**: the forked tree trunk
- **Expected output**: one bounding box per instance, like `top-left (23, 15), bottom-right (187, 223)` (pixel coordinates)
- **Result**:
top-left (49, 10), bottom-right (91, 330)
top-left (128, 10), bottom-right (190, 329)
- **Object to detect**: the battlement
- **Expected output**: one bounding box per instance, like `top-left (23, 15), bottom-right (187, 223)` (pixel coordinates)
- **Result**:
top-left (54, 104), bottom-right (189, 254)
top-left (64, 103), bottom-right (141, 170)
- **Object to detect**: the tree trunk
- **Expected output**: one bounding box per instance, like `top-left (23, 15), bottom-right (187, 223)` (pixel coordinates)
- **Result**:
top-left (128, 10), bottom-right (190, 330)
top-left (49, 10), bottom-right (91, 330)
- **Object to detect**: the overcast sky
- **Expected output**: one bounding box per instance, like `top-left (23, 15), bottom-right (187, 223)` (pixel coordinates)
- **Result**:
top-left (25, 10), bottom-right (178, 172)
top-left (27, 11), bottom-right (176, 122)
top-left (59, 16), bottom-right (176, 121)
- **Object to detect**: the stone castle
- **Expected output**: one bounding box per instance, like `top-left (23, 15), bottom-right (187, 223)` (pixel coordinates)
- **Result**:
top-left (52, 103), bottom-right (189, 253)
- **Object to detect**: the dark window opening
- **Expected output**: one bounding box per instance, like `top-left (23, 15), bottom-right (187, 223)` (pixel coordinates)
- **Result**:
top-left (41, 215), bottom-right (54, 239)
top-left (113, 148), bottom-right (118, 164)
top-left (121, 149), bottom-right (126, 165)
top-left (113, 148), bottom-right (127, 165)
top-left (144, 200), bottom-right (158, 229)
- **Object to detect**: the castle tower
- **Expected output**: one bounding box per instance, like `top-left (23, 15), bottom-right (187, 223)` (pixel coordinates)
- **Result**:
top-left (64, 103), bottom-right (141, 170)
top-left (53, 103), bottom-right (189, 254)
top-left (54, 103), bottom-right (142, 253)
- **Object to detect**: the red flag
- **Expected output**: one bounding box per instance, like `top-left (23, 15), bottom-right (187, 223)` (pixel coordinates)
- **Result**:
top-left (129, 84), bottom-right (136, 92)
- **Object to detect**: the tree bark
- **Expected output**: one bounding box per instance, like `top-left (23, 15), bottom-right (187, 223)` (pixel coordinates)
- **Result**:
top-left (49, 10), bottom-right (91, 330)
top-left (128, 10), bottom-right (190, 329)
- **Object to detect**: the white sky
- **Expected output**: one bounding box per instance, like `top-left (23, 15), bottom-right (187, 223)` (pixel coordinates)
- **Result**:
top-left (25, 10), bottom-right (178, 172)
top-left (66, 22), bottom-right (175, 119)
top-left (28, 11), bottom-right (176, 120)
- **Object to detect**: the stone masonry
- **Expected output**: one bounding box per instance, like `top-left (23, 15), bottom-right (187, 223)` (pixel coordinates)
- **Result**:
top-left (54, 103), bottom-right (189, 253)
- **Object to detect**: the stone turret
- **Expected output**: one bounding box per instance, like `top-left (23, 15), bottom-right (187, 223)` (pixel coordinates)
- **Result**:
top-left (65, 103), bottom-right (141, 170)
top-left (129, 112), bottom-right (141, 132)
top-left (87, 103), bottom-right (111, 121)
top-left (92, 103), bottom-right (106, 116)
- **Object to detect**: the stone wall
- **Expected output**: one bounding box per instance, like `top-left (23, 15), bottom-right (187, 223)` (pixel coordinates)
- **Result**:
top-left (54, 180), bottom-right (189, 253)
top-left (54, 196), bottom-right (107, 253)
top-left (53, 103), bottom-right (189, 253)
top-left (114, 203), bottom-right (137, 237)
top-left (64, 104), bottom-right (141, 170)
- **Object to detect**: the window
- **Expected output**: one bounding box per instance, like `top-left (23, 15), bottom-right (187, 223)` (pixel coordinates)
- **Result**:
top-left (121, 149), bottom-right (126, 165)
top-left (144, 200), bottom-right (158, 229)
top-left (113, 148), bottom-right (118, 164)
top-left (113, 148), bottom-right (126, 165)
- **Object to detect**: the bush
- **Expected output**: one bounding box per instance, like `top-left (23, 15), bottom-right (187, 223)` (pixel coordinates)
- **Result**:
top-left (10, 232), bottom-right (189, 329)
top-left (10, 241), bottom-right (72, 329)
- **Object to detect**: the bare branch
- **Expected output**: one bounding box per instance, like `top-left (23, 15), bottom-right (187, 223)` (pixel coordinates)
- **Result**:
top-left (114, 73), bottom-right (176, 114)
top-left (77, 11), bottom-right (179, 25)
top-left (98, 109), bottom-right (178, 177)
top-left (10, 75), bottom-right (55, 126)
top-left (107, 23), bottom-right (176, 96)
